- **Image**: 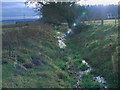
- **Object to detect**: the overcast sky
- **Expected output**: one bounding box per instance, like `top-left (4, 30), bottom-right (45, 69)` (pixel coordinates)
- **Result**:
top-left (1, 0), bottom-right (26, 2)
top-left (79, 0), bottom-right (119, 5)
top-left (2, 0), bottom-right (119, 4)
top-left (2, 2), bottom-right (39, 20)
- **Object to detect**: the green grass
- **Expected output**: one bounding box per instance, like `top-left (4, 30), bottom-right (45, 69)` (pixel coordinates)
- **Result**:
top-left (84, 19), bottom-right (118, 25)
top-left (2, 22), bottom-right (73, 88)
top-left (72, 59), bottom-right (89, 71)
top-left (80, 73), bottom-right (103, 88)
top-left (2, 21), bottom-right (118, 88)
top-left (66, 24), bottom-right (118, 88)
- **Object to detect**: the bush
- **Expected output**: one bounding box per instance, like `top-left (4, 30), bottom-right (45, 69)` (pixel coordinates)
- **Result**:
top-left (2, 59), bottom-right (8, 64)
top-left (32, 59), bottom-right (43, 66)
top-left (73, 24), bottom-right (91, 33)
top-left (74, 55), bottom-right (81, 59)
top-left (63, 56), bottom-right (70, 62)
top-left (23, 63), bottom-right (33, 69)
top-left (73, 59), bottom-right (89, 71)
top-left (79, 64), bottom-right (89, 71)
top-left (73, 59), bottom-right (82, 64)
top-left (17, 56), bottom-right (26, 63)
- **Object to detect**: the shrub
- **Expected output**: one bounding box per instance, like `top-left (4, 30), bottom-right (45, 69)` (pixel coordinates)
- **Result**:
top-left (32, 58), bottom-right (43, 66)
top-left (2, 59), bottom-right (8, 64)
top-left (73, 59), bottom-right (82, 64)
top-left (17, 56), bottom-right (26, 63)
top-left (23, 63), bottom-right (33, 69)
top-left (63, 56), bottom-right (70, 61)
top-left (73, 59), bottom-right (89, 71)
top-left (74, 54), bottom-right (81, 59)
top-left (79, 64), bottom-right (89, 71)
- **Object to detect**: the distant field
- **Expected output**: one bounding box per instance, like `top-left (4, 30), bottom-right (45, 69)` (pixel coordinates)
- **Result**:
top-left (84, 19), bottom-right (118, 25)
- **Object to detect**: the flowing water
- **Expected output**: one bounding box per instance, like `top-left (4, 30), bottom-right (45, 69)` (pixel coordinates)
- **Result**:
top-left (12, 28), bottom-right (107, 87)
top-left (56, 29), bottom-right (107, 88)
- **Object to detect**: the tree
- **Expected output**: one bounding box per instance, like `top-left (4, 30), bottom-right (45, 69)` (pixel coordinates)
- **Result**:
top-left (26, 0), bottom-right (86, 28)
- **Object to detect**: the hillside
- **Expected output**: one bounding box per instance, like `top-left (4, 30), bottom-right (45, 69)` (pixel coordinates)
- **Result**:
top-left (2, 22), bottom-right (118, 88)
top-left (66, 24), bottom-right (118, 88)
top-left (2, 23), bottom-right (73, 88)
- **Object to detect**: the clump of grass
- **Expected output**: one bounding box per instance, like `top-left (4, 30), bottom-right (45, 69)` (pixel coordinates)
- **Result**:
top-left (79, 64), bottom-right (89, 71)
top-left (73, 54), bottom-right (81, 59)
top-left (63, 56), bottom-right (70, 61)
top-left (72, 59), bottom-right (89, 71)
top-left (80, 73), bottom-right (102, 88)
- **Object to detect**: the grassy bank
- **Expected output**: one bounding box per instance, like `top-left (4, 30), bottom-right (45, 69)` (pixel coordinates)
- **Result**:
top-left (2, 21), bottom-right (118, 88)
top-left (66, 24), bottom-right (118, 88)
top-left (2, 23), bottom-right (73, 88)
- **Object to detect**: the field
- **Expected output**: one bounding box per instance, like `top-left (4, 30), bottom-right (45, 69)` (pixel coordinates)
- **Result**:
top-left (84, 19), bottom-right (118, 25)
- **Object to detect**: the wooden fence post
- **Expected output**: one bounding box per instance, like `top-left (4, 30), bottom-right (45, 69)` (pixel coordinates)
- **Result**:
top-left (115, 16), bottom-right (117, 25)
top-left (101, 19), bottom-right (104, 25)
top-left (94, 18), bottom-right (95, 24)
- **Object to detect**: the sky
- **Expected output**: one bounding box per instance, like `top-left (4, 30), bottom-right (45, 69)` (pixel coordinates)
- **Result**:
top-left (78, 0), bottom-right (119, 5)
top-left (1, 0), bottom-right (120, 5)
top-left (2, 0), bottom-right (119, 5)
top-left (1, 0), bottom-right (26, 2)
top-left (1, 0), bottom-right (119, 20)
top-left (2, 2), bottom-right (39, 20)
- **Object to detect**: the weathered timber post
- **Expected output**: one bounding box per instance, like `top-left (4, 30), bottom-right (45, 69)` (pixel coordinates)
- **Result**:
top-left (115, 16), bottom-right (117, 25)
top-left (101, 19), bottom-right (104, 25)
